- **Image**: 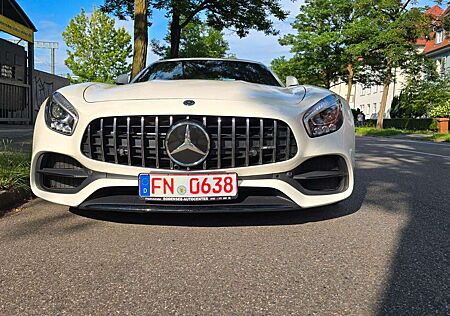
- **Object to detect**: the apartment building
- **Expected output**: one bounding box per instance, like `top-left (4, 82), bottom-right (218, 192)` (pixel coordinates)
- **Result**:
top-left (331, 5), bottom-right (449, 118)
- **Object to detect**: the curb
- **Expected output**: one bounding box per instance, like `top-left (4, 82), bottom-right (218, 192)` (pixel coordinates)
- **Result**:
top-left (0, 189), bottom-right (31, 213)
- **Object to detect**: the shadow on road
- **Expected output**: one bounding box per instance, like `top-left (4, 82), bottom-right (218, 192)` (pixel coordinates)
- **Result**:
top-left (356, 140), bottom-right (450, 315)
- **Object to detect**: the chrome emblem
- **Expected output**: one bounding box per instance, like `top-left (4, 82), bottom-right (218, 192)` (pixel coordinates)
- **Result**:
top-left (165, 121), bottom-right (210, 167)
top-left (183, 100), bottom-right (195, 106)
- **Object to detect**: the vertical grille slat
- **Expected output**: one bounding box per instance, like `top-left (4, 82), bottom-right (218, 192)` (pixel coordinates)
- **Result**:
top-left (286, 127), bottom-right (291, 160)
top-left (141, 116), bottom-right (145, 167)
top-left (217, 117), bottom-right (222, 169)
top-left (259, 119), bottom-right (263, 165)
top-left (100, 118), bottom-right (105, 162)
top-left (245, 118), bottom-right (250, 166)
top-left (155, 116), bottom-right (160, 168)
top-left (81, 115), bottom-right (297, 170)
top-left (203, 116), bottom-right (207, 170)
top-left (231, 117), bottom-right (236, 168)
top-left (126, 117), bottom-right (131, 166)
top-left (273, 120), bottom-right (277, 163)
top-left (169, 115), bottom-right (174, 170)
top-left (87, 125), bottom-right (92, 158)
top-left (113, 117), bottom-right (118, 164)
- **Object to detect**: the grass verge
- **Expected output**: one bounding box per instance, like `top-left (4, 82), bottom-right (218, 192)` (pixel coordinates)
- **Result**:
top-left (0, 140), bottom-right (31, 193)
top-left (430, 133), bottom-right (450, 142)
top-left (355, 127), bottom-right (449, 142)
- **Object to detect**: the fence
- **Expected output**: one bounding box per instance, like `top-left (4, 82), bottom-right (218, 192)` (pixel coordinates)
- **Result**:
top-left (0, 78), bottom-right (30, 123)
top-left (0, 70), bottom-right (69, 124)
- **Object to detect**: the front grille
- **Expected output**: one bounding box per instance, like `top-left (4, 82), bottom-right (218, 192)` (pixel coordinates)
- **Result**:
top-left (80, 115), bottom-right (298, 170)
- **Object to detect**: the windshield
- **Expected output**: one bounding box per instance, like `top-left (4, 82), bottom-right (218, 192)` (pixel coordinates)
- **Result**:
top-left (134, 60), bottom-right (282, 87)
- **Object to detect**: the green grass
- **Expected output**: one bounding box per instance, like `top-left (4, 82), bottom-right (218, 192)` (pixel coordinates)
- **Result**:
top-left (430, 133), bottom-right (450, 142)
top-left (0, 140), bottom-right (31, 192)
top-left (355, 127), bottom-right (411, 137)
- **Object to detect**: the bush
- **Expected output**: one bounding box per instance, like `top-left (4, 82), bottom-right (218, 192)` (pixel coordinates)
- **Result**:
top-left (430, 102), bottom-right (450, 118)
top-left (395, 76), bottom-right (450, 118)
top-left (365, 118), bottom-right (434, 130)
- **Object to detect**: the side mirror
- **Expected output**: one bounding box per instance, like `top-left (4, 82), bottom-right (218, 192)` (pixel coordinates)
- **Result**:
top-left (116, 73), bottom-right (130, 85)
top-left (286, 76), bottom-right (299, 87)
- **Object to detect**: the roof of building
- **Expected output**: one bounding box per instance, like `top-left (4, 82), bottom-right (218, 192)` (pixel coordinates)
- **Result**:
top-left (425, 5), bottom-right (444, 17)
top-left (0, 0), bottom-right (37, 31)
top-left (416, 5), bottom-right (450, 55)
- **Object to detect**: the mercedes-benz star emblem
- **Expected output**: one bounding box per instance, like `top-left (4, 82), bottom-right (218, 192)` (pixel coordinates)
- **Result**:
top-left (165, 121), bottom-right (210, 167)
top-left (183, 100), bottom-right (195, 106)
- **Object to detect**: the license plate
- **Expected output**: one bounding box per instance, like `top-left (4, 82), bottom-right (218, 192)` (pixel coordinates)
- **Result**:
top-left (138, 173), bottom-right (238, 201)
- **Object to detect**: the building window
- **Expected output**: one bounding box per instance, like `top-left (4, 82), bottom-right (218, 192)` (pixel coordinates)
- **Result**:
top-left (436, 30), bottom-right (445, 44)
top-left (437, 57), bottom-right (447, 74)
top-left (373, 103), bottom-right (377, 114)
top-left (373, 85), bottom-right (378, 93)
top-left (361, 87), bottom-right (365, 96)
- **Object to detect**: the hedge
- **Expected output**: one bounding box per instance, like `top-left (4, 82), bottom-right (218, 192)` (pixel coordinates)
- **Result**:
top-left (365, 118), bottom-right (436, 131)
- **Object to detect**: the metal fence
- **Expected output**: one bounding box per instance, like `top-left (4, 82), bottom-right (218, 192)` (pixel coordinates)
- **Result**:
top-left (0, 71), bottom-right (69, 124)
top-left (0, 78), bottom-right (31, 123)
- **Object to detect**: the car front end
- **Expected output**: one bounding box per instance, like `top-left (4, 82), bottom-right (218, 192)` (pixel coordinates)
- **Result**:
top-left (31, 59), bottom-right (355, 212)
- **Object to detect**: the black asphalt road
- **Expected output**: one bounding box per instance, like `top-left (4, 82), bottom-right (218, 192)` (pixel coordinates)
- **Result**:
top-left (0, 137), bottom-right (449, 315)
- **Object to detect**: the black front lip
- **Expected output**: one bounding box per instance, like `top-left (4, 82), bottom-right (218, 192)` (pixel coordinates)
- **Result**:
top-left (77, 187), bottom-right (300, 213)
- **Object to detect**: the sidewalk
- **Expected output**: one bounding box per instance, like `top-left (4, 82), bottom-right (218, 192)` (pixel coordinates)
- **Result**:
top-left (0, 125), bottom-right (33, 153)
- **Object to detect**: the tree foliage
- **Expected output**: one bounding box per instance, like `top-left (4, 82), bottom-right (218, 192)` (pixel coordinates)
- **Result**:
top-left (151, 21), bottom-right (231, 58)
top-left (102, 0), bottom-right (288, 58)
top-left (347, 0), bottom-right (431, 128)
top-left (271, 0), bottom-right (357, 89)
top-left (392, 76), bottom-right (450, 118)
top-left (63, 7), bottom-right (132, 83)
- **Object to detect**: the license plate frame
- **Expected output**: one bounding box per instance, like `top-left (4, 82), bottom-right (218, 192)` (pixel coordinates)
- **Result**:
top-left (138, 173), bottom-right (238, 201)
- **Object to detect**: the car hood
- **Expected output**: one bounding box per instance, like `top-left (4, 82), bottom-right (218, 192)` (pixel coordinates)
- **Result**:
top-left (83, 80), bottom-right (306, 106)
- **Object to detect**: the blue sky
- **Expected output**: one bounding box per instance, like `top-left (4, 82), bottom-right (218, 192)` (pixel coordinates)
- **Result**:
top-left (2, 0), bottom-right (440, 76)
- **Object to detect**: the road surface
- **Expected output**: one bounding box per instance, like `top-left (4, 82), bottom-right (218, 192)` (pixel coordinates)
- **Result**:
top-left (0, 137), bottom-right (449, 315)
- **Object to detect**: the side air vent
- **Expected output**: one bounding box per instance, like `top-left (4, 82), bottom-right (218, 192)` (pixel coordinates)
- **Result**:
top-left (37, 153), bottom-right (89, 193)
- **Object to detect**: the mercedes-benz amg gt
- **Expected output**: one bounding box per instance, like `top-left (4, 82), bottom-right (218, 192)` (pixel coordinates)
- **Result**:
top-left (31, 58), bottom-right (355, 212)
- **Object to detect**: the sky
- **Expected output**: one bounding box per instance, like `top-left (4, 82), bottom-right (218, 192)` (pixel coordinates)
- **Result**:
top-left (2, 0), bottom-right (440, 76)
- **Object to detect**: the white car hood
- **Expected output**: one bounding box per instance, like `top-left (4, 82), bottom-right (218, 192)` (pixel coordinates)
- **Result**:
top-left (83, 80), bottom-right (306, 106)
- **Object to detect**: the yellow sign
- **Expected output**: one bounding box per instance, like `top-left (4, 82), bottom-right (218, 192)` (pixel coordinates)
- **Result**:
top-left (0, 14), bottom-right (34, 42)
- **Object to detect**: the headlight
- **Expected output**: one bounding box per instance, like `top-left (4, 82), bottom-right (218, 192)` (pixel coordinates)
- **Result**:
top-left (45, 92), bottom-right (78, 135)
top-left (303, 94), bottom-right (343, 137)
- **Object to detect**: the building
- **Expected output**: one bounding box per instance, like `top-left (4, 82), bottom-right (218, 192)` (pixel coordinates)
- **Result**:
top-left (331, 5), bottom-right (450, 118)
top-left (0, 0), bottom-right (69, 124)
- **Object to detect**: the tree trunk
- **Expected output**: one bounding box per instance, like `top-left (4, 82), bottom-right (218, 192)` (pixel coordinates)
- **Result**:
top-left (170, 10), bottom-right (181, 58)
top-left (131, 0), bottom-right (148, 79)
top-left (376, 69), bottom-right (392, 129)
top-left (346, 63), bottom-right (353, 103)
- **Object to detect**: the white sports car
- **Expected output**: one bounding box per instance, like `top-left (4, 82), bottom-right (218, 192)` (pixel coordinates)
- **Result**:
top-left (31, 58), bottom-right (355, 212)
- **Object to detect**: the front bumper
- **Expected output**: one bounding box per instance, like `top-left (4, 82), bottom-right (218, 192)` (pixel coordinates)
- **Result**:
top-left (30, 101), bottom-right (355, 211)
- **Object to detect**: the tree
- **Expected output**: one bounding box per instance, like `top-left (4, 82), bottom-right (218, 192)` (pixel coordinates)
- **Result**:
top-left (63, 7), bottom-right (132, 83)
top-left (392, 75), bottom-right (450, 118)
top-left (348, 0), bottom-right (431, 128)
top-left (151, 21), bottom-right (231, 58)
top-left (102, 0), bottom-right (288, 58)
top-left (271, 0), bottom-right (357, 90)
top-left (131, 0), bottom-right (148, 79)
